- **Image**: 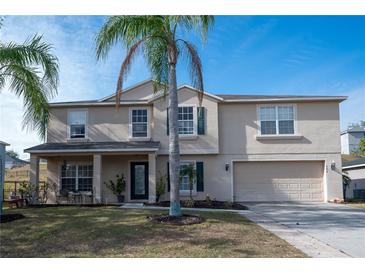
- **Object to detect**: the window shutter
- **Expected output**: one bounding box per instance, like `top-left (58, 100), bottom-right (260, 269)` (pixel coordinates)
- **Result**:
top-left (167, 162), bottom-right (170, 192)
top-left (196, 161), bottom-right (204, 192)
top-left (197, 107), bottom-right (205, 135)
top-left (166, 108), bottom-right (169, 136)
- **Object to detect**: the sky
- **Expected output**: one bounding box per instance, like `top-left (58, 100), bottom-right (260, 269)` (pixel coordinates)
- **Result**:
top-left (0, 16), bottom-right (364, 159)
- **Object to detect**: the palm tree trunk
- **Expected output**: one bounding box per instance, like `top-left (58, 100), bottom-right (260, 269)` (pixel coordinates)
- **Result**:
top-left (168, 62), bottom-right (182, 217)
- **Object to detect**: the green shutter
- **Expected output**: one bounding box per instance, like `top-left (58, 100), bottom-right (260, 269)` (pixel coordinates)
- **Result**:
top-left (196, 161), bottom-right (204, 192)
top-left (197, 107), bottom-right (205, 135)
top-left (166, 108), bottom-right (169, 135)
top-left (167, 162), bottom-right (170, 192)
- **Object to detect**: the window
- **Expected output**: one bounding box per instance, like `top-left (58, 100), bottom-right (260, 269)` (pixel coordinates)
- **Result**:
top-left (130, 108), bottom-right (148, 138)
top-left (259, 105), bottom-right (295, 135)
top-left (178, 106), bottom-right (194, 135)
top-left (179, 161), bottom-right (195, 192)
top-left (69, 110), bottom-right (87, 139)
top-left (61, 164), bottom-right (93, 191)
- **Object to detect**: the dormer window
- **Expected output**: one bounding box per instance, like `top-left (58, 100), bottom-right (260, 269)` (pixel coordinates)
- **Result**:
top-left (68, 110), bottom-right (87, 139)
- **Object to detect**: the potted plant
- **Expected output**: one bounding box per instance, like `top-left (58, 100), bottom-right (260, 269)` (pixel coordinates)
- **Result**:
top-left (104, 173), bottom-right (126, 203)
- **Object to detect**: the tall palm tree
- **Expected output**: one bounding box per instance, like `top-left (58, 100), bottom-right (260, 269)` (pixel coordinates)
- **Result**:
top-left (0, 32), bottom-right (59, 139)
top-left (96, 16), bottom-right (214, 216)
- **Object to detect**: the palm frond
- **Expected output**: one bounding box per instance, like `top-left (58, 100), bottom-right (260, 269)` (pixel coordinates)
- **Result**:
top-left (95, 16), bottom-right (165, 60)
top-left (144, 38), bottom-right (169, 95)
top-left (177, 39), bottom-right (204, 104)
top-left (115, 39), bottom-right (146, 108)
top-left (2, 63), bottom-right (50, 139)
top-left (0, 35), bottom-right (59, 94)
top-left (171, 16), bottom-right (214, 43)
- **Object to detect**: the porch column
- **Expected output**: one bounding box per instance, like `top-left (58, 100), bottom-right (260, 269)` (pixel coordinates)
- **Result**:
top-left (93, 154), bottom-right (102, 204)
top-left (29, 154), bottom-right (40, 204)
top-left (148, 153), bottom-right (156, 203)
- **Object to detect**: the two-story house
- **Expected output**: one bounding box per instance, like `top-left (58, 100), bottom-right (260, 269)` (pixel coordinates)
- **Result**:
top-left (25, 80), bottom-right (347, 203)
top-left (341, 127), bottom-right (365, 154)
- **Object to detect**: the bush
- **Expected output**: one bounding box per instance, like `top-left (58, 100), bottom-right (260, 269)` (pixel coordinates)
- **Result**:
top-left (156, 173), bottom-right (167, 203)
top-left (185, 198), bottom-right (195, 208)
top-left (223, 201), bottom-right (233, 209)
top-left (104, 174), bottom-right (126, 196)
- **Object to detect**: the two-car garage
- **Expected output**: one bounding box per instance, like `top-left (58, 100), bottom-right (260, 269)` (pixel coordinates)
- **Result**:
top-left (233, 161), bottom-right (325, 202)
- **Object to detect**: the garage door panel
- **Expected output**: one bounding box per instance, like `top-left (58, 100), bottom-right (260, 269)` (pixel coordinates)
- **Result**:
top-left (234, 161), bottom-right (324, 202)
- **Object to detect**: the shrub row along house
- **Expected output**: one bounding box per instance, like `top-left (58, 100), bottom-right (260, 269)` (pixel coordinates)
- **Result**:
top-left (25, 80), bottom-right (347, 204)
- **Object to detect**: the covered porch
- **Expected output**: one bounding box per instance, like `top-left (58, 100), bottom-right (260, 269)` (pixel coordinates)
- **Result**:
top-left (24, 141), bottom-right (160, 204)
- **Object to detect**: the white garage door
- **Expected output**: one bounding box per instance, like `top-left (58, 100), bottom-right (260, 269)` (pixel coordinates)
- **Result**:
top-left (233, 161), bottom-right (324, 202)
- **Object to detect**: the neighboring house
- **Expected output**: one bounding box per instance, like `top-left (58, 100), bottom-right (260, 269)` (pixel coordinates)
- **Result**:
top-left (343, 157), bottom-right (365, 200)
top-left (25, 80), bottom-right (347, 203)
top-left (5, 154), bottom-right (29, 169)
top-left (341, 127), bottom-right (365, 154)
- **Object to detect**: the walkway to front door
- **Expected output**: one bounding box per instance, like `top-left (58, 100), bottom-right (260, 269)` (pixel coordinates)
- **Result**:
top-left (130, 162), bottom-right (149, 200)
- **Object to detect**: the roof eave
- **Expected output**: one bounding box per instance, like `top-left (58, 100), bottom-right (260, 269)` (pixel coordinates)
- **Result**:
top-left (221, 96), bottom-right (347, 103)
top-left (343, 163), bottom-right (365, 170)
top-left (24, 147), bottom-right (159, 154)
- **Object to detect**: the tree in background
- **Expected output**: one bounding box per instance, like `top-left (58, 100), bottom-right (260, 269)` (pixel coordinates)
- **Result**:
top-left (6, 150), bottom-right (18, 159)
top-left (95, 16), bottom-right (214, 216)
top-left (348, 120), bottom-right (365, 129)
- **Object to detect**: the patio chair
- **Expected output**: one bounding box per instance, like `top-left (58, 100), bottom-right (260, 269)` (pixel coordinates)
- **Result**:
top-left (56, 189), bottom-right (71, 204)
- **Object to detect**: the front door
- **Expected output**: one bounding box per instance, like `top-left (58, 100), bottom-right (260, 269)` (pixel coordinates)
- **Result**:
top-left (130, 162), bottom-right (149, 200)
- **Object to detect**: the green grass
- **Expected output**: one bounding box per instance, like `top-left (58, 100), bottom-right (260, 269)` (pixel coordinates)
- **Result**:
top-left (346, 203), bottom-right (365, 208)
top-left (0, 207), bottom-right (306, 258)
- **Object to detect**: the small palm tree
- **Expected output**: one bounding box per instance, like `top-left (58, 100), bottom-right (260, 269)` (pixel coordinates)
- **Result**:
top-left (95, 16), bottom-right (214, 216)
top-left (180, 163), bottom-right (197, 201)
top-left (0, 23), bottom-right (59, 139)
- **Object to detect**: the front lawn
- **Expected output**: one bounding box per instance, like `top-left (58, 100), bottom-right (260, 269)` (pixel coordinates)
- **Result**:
top-left (0, 207), bottom-right (306, 258)
top-left (346, 203), bottom-right (365, 209)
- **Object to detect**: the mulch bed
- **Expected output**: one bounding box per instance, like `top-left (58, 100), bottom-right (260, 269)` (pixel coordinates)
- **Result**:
top-left (147, 200), bottom-right (248, 210)
top-left (147, 214), bottom-right (204, 225)
top-left (0, 214), bottom-right (25, 223)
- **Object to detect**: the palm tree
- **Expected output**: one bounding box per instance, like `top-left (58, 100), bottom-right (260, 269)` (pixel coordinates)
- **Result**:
top-left (0, 32), bottom-right (59, 139)
top-left (95, 16), bottom-right (214, 216)
top-left (0, 21), bottom-right (59, 217)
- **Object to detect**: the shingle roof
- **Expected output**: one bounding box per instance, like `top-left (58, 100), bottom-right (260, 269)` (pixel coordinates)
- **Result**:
top-left (343, 157), bottom-right (365, 169)
top-left (25, 141), bottom-right (160, 153)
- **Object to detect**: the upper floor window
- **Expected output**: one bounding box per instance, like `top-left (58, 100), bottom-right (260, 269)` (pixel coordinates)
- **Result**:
top-left (130, 108), bottom-right (149, 138)
top-left (178, 106), bottom-right (194, 135)
top-left (69, 110), bottom-right (87, 139)
top-left (259, 105), bottom-right (295, 135)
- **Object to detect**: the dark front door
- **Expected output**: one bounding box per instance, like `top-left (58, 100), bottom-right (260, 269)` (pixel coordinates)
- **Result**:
top-left (130, 162), bottom-right (149, 200)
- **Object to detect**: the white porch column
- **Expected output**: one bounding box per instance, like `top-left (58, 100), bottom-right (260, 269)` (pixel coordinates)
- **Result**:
top-left (148, 153), bottom-right (156, 203)
top-left (29, 154), bottom-right (40, 204)
top-left (93, 154), bottom-right (102, 204)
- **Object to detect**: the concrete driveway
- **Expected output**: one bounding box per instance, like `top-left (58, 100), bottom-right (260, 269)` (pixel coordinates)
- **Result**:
top-left (245, 203), bottom-right (365, 257)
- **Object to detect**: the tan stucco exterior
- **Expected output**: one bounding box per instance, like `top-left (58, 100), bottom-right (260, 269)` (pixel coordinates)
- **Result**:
top-left (29, 80), bottom-right (345, 203)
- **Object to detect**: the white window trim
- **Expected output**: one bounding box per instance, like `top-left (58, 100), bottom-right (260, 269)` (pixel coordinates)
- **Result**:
top-left (179, 160), bottom-right (197, 196)
top-left (128, 107), bottom-right (151, 141)
top-left (178, 104), bottom-right (197, 137)
top-left (59, 162), bottom-right (93, 193)
top-left (67, 109), bottom-right (88, 141)
top-left (256, 104), bottom-right (299, 137)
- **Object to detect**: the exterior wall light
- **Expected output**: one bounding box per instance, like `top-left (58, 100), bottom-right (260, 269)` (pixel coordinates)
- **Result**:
top-left (225, 163), bottom-right (230, 171)
top-left (331, 161), bottom-right (336, 171)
